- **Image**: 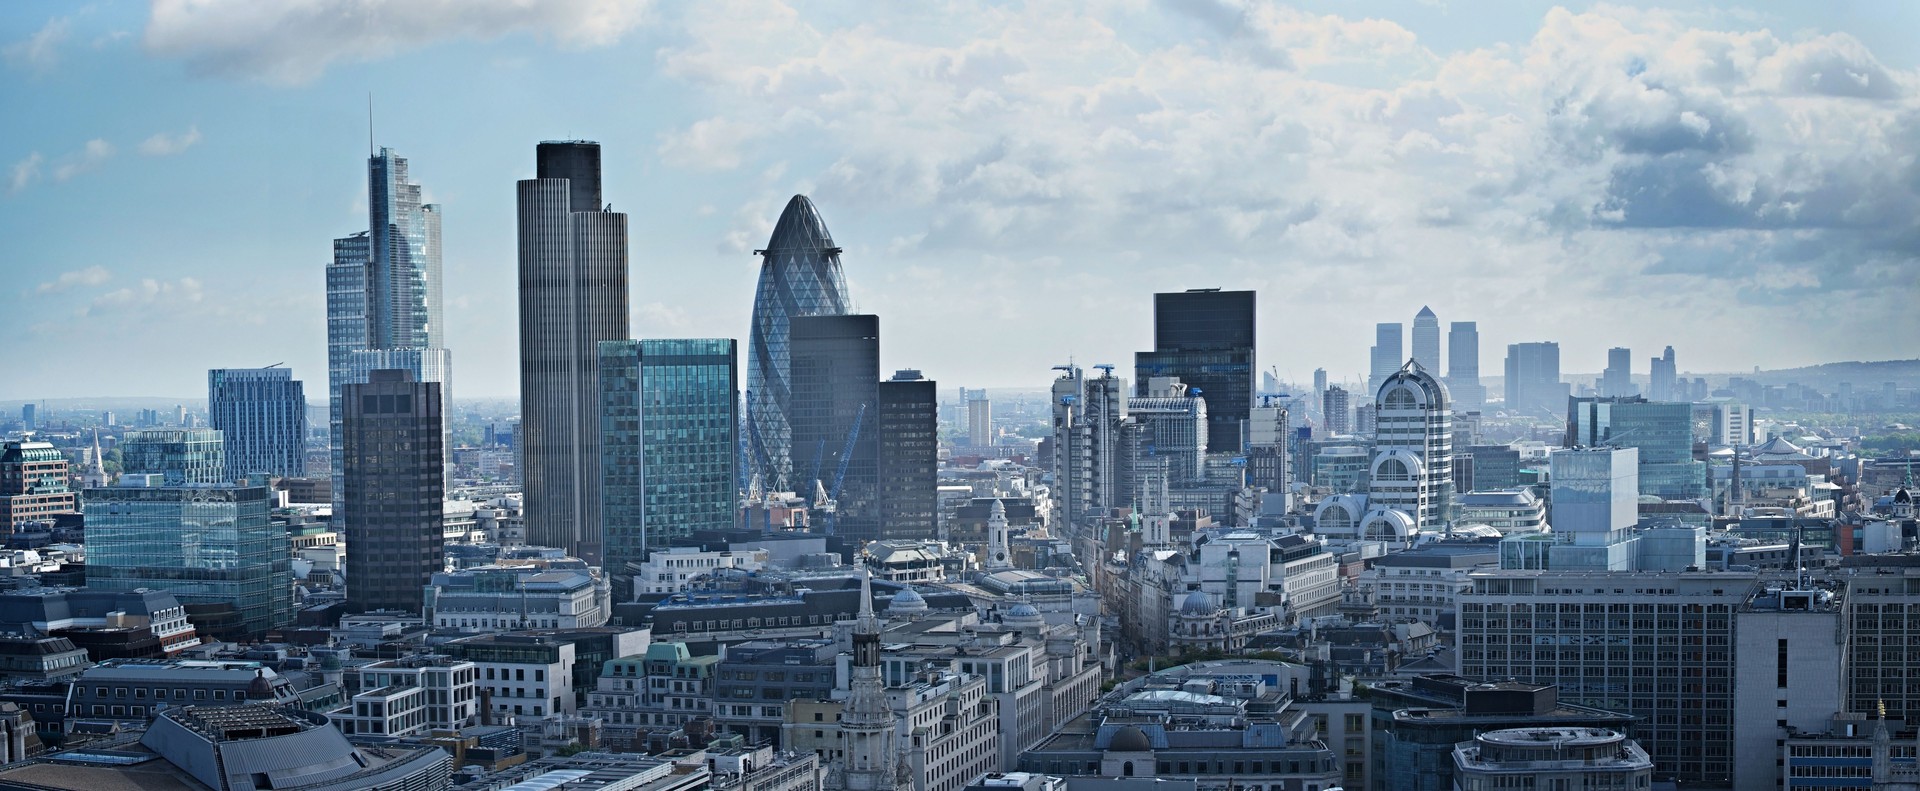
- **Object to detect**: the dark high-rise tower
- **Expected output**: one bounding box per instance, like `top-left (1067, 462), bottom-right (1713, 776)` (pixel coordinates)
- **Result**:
top-left (789, 314), bottom-right (879, 544)
top-left (746, 196), bottom-right (852, 492)
top-left (1446, 321), bottom-right (1484, 410)
top-left (876, 370), bottom-right (938, 541)
top-left (208, 367), bottom-right (307, 479)
top-left (342, 369), bottom-right (444, 614)
top-left (518, 141), bottom-right (629, 563)
top-left (1134, 289), bottom-right (1255, 453)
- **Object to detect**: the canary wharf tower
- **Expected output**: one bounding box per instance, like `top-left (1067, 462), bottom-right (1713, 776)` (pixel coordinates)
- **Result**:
top-left (746, 195), bottom-right (851, 491)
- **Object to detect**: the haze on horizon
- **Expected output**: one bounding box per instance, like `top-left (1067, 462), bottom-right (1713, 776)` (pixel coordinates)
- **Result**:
top-left (4, 0), bottom-right (1918, 401)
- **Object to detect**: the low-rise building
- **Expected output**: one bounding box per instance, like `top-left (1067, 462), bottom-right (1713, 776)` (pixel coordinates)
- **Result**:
top-left (636, 546), bottom-right (771, 595)
top-left (714, 639), bottom-right (838, 746)
top-left (445, 634), bottom-right (578, 722)
top-left (427, 565), bottom-right (610, 631)
top-left (1452, 727), bottom-right (1652, 790)
top-left (335, 655), bottom-right (479, 737)
top-left (581, 642), bottom-right (718, 751)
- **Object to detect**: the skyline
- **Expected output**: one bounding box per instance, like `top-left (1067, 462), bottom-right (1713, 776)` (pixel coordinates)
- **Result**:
top-left (6, 1), bottom-right (1920, 399)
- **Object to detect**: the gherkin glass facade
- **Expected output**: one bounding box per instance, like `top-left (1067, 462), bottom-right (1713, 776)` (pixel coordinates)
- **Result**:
top-left (599, 339), bottom-right (739, 587)
top-left (745, 195), bottom-right (851, 490)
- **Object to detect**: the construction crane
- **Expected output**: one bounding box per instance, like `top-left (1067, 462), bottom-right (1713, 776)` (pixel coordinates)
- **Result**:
top-left (1094, 363), bottom-right (1115, 376)
top-left (743, 390), bottom-right (772, 490)
top-left (824, 403), bottom-right (868, 536)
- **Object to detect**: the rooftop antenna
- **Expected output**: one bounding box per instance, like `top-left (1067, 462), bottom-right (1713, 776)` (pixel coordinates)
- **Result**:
top-left (367, 93), bottom-right (375, 158)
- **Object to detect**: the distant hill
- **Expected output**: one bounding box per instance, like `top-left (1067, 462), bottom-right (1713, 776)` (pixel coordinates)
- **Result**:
top-left (1734, 359), bottom-right (1920, 391)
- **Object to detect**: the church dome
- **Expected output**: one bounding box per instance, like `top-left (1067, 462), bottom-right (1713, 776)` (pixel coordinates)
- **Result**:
top-left (887, 587), bottom-right (929, 614)
top-left (1181, 590), bottom-right (1214, 614)
top-left (1004, 602), bottom-right (1045, 633)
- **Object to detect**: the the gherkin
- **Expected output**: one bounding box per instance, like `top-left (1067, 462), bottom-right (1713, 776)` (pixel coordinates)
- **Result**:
top-left (746, 195), bottom-right (852, 491)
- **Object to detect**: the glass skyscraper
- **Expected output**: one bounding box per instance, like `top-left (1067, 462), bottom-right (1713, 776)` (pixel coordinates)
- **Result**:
top-left (1504, 341), bottom-right (1567, 416)
top-left (789, 314), bottom-right (879, 543)
top-left (1446, 321), bottom-right (1484, 410)
top-left (598, 338), bottom-right (739, 591)
top-left (517, 141), bottom-right (628, 563)
top-left (1134, 289), bottom-right (1254, 453)
top-left (746, 195), bottom-right (852, 492)
top-left (329, 148), bottom-right (451, 531)
top-left (876, 370), bottom-right (938, 541)
top-left (1411, 306), bottom-right (1441, 373)
top-left (342, 369), bottom-right (445, 614)
top-left (208, 366), bottom-right (307, 479)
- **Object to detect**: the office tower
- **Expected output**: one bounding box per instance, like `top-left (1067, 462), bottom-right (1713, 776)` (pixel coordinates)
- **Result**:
top-left (1502, 342), bottom-right (1565, 416)
top-left (1411, 306), bottom-right (1441, 372)
top-left (0, 440), bottom-right (75, 530)
top-left (598, 338), bottom-right (739, 585)
top-left (120, 428), bottom-right (226, 485)
top-left (518, 141), bottom-right (629, 562)
top-left (1245, 398), bottom-right (1290, 497)
top-left (1261, 370), bottom-right (1281, 395)
top-left (789, 315), bottom-right (880, 543)
top-left (1712, 403), bottom-right (1751, 446)
top-left (1446, 321), bottom-right (1484, 410)
top-left (1051, 365), bottom-right (1129, 526)
top-left (1312, 368), bottom-right (1327, 396)
top-left (1458, 569), bottom-right (1751, 785)
top-left (745, 195), bottom-right (853, 491)
top-left (1128, 378), bottom-right (1208, 484)
top-left (1648, 346), bottom-right (1676, 401)
top-left (341, 369), bottom-right (444, 614)
top-left (1369, 322), bottom-right (1404, 399)
top-left (966, 392), bottom-right (992, 448)
top-left (328, 147), bottom-right (452, 535)
top-left (207, 367), bottom-right (307, 479)
top-left (1549, 447), bottom-right (1637, 537)
top-left (1601, 347), bottom-right (1633, 397)
top-left (1322, 386), bottom-right (1351, 435)
top-left (100, 410), bottom-right (115, 427)
top-left (86, 434), bottom-right (292, 638)
top-left (1134, 289), bottom-right (1254, 453)
top-left (876, 370), bottom-right (938, 541)
top-left (18, 405), bottom-right (33, 432)
top-left (1566, 397), bottom-right (1705, 499)
top-left (1368, 361), bottom-right (1453, 531)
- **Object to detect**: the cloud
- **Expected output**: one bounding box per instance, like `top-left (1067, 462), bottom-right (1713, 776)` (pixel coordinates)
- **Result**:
top-left (138, 126), bottom-right (202, 156)
top-left (3, 16), bottom-right (70, 73)
top-left (658, 118), bottom-right (767, 170)
top-left (83, 277), bottom-right (203, 317)
top-left (37, 266), bottom-right (111, 294)
top-left (52, 139), bottom-right (115, 182)
top-left (7, 153), bottom-right (42, 194)
top-left (143, 0), bottom-right (652, 84)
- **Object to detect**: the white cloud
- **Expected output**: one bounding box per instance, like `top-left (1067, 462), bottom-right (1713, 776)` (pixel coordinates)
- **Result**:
top-left (84, 277), bottom-right (203, 317)
top-left (3, 16), bottom-right (71, 73)
top-left (138, 126), bottom-right (202, 156)
top-left (658, 118), bottom-right (767, 171)
top-left (52, 139), bottom-right (115, 182)
top-left (7, 153), bottom-right (42, 194)
top-left (143, 0), bottom-right (652, 85)
top-left (37, 266), bottom-right (111, 294)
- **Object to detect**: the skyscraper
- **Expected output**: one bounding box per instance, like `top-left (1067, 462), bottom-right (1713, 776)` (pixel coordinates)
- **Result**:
top-left (1446, 321), bottom-right (1484, 410)
top-left (789, 314), bottom-right (880, 543)
top-left (966, 392), bottom-right (992, 448)
top-left (1369, 361), bottom-right (1453, 531)
top-left (1411, 306), bottom-right (1441, 373)
top-left (208, 367), bottom-right (307, 479)
top-left (19, 404), bottom-right (34, 432)
top-left (1322, 386), bottom-right (1351, 435)
top-left (1312, 368), bottom-right (1328, 397)
top-left (1369, 322), bottom-right (1403, 398)
top-left (1051, 365), bottom-right (1129, 526)
top-left (746, 195), bottom-right (853, 492)
top-left (1503, 342), bottom-right (1566, 416)
top-left (341, 369), bottom-right (444, 614)
top-left (1134, 289), bottom-right (1254, 453)
top-left (598, 338), bottom-right (739, 589)
top-left (1601, 347), bottom-right (1633, 397)
top-left (518, 141), bottom-right (629, 562)
top-left (328, 148), bottom-right (452, 532)
top-left (0, 440), bottom-right (74, 531)
top-left (877, 370), bottom-right (938, 541)
top-left (1649, 346), bottom-right (1677, 402)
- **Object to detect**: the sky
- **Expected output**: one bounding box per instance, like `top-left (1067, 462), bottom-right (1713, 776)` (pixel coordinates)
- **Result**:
top-left (4, 0), bottom-right (1918, 400)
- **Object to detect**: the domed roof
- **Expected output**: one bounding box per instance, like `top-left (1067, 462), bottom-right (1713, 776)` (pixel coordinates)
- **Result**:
top-left (887, 587), bottom-right (928, 614)
top-left (1181, 590), bottom-right (1214, 614)
top-left (1008, 602), bottom-right (1040, 618)
top-left (1376, 360), bottom-right (1450, 410)
top-left (1109, 725), bottom-right (1153, 752)
top-left (247, 669), bottom-right (276, 700)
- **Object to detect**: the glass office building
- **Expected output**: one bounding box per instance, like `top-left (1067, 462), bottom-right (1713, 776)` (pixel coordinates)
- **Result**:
top-left (1135, 289), bottom-right (1255, 453)
top-left (342, 369), bottom-right (445, 614)
top-left (119, 428), bottom-right (227, 485)
top-left (746, 195), bottom-right (853, 491)
top-left (208, 366), bottom-right (308, 479)
top-left (85, 479), bottom-right (292, 638)
top-left (789, 315), bottom-right (880, 543)
top-left (1566, 397), bottom-right (1705, 500)
top-left (876, 370), bottom-right (938, 541)
top-left (599, 339), bottom-right (739, 589)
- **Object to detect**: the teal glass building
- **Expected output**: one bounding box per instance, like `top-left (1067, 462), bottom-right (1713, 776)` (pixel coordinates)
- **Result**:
top-left (599, 339), bottom-right (739, 592)
top-left (119, 428), bottom-right (227, 485)
top-left (84, 479), bottom-right (293, 638)
top-left (1566, 397), bottom-right (1705, 500)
